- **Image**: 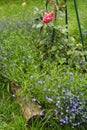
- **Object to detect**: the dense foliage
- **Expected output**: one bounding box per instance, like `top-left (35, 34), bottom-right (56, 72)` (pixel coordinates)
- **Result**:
top-left (0, 0), bottom-right (87, 130)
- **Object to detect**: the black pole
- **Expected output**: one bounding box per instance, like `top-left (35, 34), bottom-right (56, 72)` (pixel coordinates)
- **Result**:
top-left (74, 0), bottom-right (87, 61)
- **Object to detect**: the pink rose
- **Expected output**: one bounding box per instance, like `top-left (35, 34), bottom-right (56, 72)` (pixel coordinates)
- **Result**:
top-left (42, 12), bottom-right (54, 24)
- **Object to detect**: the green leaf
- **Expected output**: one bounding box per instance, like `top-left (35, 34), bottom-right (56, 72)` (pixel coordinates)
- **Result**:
top-left (36, 23), bottom-right (43, 28)
top-left (67, 51), bottom-right (73, 55)
top-left (82, 51), bottom-right (87, 55)
top-left (51, 46), bottom-right (57, 51)
top-left (57, 57), bottom-right (66, 64)
top-left (32, 23), bottom-right (43, 28)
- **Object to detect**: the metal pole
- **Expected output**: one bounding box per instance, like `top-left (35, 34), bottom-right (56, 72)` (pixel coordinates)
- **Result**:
top-left (65, 0), bottom-right (68, 39)
top-left (74, 0), bottom-right (87, 61)
top-left (46, 0), bottom-right (48, 11)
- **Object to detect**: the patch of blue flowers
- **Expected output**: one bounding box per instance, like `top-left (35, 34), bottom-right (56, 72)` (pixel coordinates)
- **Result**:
top-left (30, 74), bottom-right (87, 129)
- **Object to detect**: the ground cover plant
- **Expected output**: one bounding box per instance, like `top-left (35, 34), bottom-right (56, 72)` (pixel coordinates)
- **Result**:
top-left (0, 0), bottom-right (87, 130)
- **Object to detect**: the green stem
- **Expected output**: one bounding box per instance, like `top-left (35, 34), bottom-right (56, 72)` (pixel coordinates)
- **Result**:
top-left (56, 0), bottom-right (59, 5)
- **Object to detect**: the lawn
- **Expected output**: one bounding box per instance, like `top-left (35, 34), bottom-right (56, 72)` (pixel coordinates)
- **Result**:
top-left (0, 0), bottom-right (87, 130)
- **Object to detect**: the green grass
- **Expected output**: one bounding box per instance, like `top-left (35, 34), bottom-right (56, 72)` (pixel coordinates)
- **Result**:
top-left (68, 0), bottom-right (87, 43)
top-left (0, 82), bottom-right (26, 130)
top-left (0, 0), bottom-right (44, 19)
top-left (0, 0), bottom-right (87, 130)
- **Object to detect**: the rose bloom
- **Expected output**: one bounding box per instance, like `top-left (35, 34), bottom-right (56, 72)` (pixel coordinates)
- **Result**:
top-left (42, 12), bottom-right (54, 24)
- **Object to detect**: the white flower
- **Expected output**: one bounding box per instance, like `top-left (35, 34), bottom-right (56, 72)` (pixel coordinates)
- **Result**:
top-left (22, 2), bottom-right (27, 6)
